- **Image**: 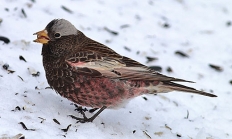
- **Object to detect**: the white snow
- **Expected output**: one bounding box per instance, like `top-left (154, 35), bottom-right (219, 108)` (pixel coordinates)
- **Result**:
top-left (0, 0), bottom-right (231, 139)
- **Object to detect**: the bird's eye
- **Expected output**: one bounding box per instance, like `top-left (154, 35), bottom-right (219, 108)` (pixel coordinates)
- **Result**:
top-left (54, 32), bottom-right (61, 38)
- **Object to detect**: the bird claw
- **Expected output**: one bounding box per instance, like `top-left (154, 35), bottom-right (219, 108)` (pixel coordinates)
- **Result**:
top-left (69, 110), bottom-right (93, 123)
top-left (69, 115), bottom-right (93, 123)
top-left (69, 105), bottom-right (93, 123)
top-left (74, 104), bottom-right (88, 113)
top-left (69, 106), bottom-right (107, 123)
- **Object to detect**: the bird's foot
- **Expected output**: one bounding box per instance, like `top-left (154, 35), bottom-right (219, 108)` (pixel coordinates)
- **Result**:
top-left (69, 106), bottom-right (107, 123)
top-left (70, 105), bottom-right (95, 123)
top-left (69, 111), bottom-right (94, 123)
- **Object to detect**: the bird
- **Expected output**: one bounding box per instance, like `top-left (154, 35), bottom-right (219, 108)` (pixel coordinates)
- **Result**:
top-left (33, 19), bottom-right (217, 123)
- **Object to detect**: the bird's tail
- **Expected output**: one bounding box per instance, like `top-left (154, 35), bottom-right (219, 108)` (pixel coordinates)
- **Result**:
top-left (156, 81), bottom-right (217, 97)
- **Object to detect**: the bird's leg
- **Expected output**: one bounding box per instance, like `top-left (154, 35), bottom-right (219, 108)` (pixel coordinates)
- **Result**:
top-left (87, 106), bottom-right (106, 122)
top-left (69, 106), bottom-right (107, 123)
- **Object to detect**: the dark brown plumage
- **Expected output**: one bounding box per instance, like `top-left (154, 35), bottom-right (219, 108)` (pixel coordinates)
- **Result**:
top-left (34, 19), bottom-right (216, 123)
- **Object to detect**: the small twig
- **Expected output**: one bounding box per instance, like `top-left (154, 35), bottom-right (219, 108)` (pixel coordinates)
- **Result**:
top-left (104, 27), bottom-right (118, 35)
top-left (21, 8), bottom-right (27, 18)
top-left (209, 64), bottom-right (223, 72)
top-left (143, 131), bottom-right (151, 139)
top-left (38, 117), bottom-right (46, 123)
top-left (0, 36), bottom-right (10, 44)
top-left (18, 75), bottom-right (24, 81)
top-left (19, 122), bottom-right (35, 131)
top-left (175, 51), bottom-right (189, 58)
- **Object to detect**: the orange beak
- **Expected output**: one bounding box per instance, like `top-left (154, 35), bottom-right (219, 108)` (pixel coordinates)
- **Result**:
top-left (33, 29), bottom-right (50, 44)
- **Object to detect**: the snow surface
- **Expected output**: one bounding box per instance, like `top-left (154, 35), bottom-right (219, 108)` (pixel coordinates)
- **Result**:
top-left (0, 0), bottom-right (232, 139)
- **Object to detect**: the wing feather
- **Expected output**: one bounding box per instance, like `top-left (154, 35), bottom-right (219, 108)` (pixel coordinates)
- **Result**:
top-left (65, 36), bottom-right (193, 82)
top-left (66, 50), bottom-right (192, 82)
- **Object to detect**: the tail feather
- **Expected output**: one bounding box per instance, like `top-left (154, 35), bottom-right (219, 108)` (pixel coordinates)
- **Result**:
top-left (157, 81), bottom-right (217, 97)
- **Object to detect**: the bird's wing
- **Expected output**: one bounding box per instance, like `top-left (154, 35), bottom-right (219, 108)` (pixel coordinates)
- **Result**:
top-left (65, 50), bottom-right (192, 82)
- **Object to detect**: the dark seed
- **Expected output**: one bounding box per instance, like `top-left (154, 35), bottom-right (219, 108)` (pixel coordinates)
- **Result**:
top-left (226, 21), bottom-right (231, 26)
top-left (230, 80), bottom-right (232, 85)
top-left (21, 8), bottom-right (27, 18)
top-left (148, 66), bottom-right (162, 72)
top-left (2, 63), bottom-right (9, 70)
top-left (32, 72), bottom-right (40, 77)
top-left (163, 23), bottom-right (170, 28)
top-left (175, 51), bottom-right (189, 58)
top-left (146, 56), bottom-right (158, 63)
top-left (177, 134), bottom-right (182, 137)
top-left (133, 130), bottom-right (136, 133)
top-left (4, 8), bottom-right (9, 11)
top-left (148, 0), bottom-right (153, 5)
top-left (209, 64), bottom-right (223, 72)
top-left (8, 70), bottom-right (15, 74)
top-left (53, 119), bottom-right (60, 125)
top-left (61, 124), bottom-right (71, 132)
top-left (12, 106), bottom-right (21, 111)
top-left (143, 97), bottom-right (148, 101)
top-left (61, 5), bottom-right (73, 13)
top-left (104, 27), bottom-right (118, 35)
top-left (0, 36), bottom-right (10, 44)
top-left (19, 55), bottom-right (27, 62)
top-left (124, 46), bottom-right (131, 52)
top-left (167, 67), bottom-right (173, 72)
top-left (120, 24), bottom-right (130, 29)
top-left (135, 15), bottom-right (141, 20)
top-left (15, 106), bottom-right (21, 111)
top-left (105, 39), bottom-right (112, 43)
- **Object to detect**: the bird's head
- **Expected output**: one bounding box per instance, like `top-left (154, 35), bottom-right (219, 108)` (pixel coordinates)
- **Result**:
top-left (33, 19), bottom-right (78, 44)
